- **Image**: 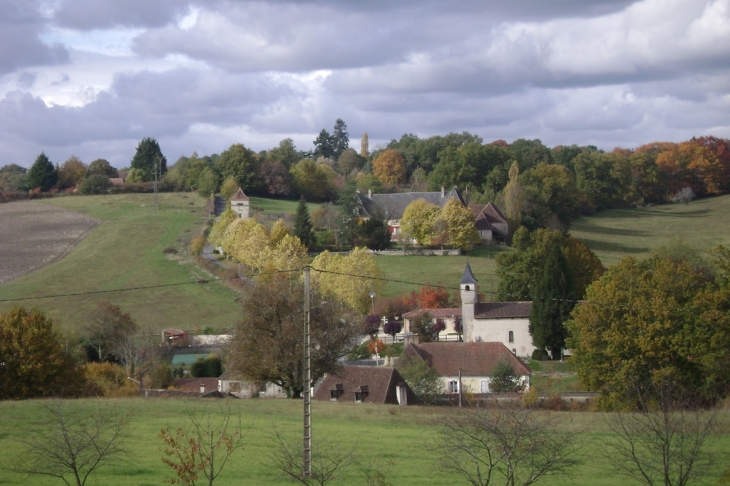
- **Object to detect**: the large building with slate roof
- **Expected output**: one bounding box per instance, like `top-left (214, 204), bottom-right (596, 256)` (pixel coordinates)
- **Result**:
top-left (356, 186), bottom-right (464, 240)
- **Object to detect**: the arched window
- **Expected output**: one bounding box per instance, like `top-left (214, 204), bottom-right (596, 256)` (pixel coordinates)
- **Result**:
top-left (508, 331), bottom-right (514, 343)
top-left (465, 285), bottom-right (470, 291)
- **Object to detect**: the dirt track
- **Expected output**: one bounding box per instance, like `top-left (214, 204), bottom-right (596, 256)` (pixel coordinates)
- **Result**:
top-left (0, 201), bottom-right (99, 285)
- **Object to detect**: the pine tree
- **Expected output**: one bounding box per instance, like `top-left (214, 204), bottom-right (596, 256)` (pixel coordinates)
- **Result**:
top-left (293, 197), bottom-right (315, 249)
top-left (332, 118), bottom-right (349, 160)
top-left (27, 152), bottom-right (58, 191)
top-left (130, 137), bottom-right (166, 181)
top-left (529, 244), bottom-right (576, 360)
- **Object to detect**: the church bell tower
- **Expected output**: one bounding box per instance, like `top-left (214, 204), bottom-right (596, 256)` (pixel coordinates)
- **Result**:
top-left (460, 263), bottom-right (478, 342)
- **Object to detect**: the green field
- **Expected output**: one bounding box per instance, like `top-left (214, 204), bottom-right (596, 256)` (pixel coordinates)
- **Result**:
top-left (0, 398), bottom-right (727, 486)
top-left (0, 193), bottom-right (241, 334)
top-left (570, 194), bottom-right (730, 266)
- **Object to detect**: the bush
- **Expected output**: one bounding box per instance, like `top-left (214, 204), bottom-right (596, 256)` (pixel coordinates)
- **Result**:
top-left (149, 363), bottom-right (174, 389)
top-left (531, 348), bottom-right (549, 361)
top-left (190, 355), bottom-right (223, 378)
top-left (83, 362), bottom-right (139, 397)
top-left (78, 175), bottom-right (112, 195)
top-left (191, 235), bottom-right (206, 256)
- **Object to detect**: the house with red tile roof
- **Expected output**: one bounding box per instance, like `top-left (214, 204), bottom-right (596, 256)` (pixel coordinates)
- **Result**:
top-left (313, 365), bottom-right (418, 405)
top-left (402, 342), bottom-right (531, 394)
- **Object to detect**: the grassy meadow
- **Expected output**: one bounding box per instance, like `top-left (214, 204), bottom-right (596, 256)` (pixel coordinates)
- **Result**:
top-left (0, 193), bottom-right (242, 334)
top-left (0, 398), bottom-right (727, 486)
top-left (570, 194), bottom-right (730, 266)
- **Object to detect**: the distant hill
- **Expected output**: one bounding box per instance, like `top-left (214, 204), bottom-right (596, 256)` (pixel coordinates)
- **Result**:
top-left (570, 194), bottom-right (730, 266)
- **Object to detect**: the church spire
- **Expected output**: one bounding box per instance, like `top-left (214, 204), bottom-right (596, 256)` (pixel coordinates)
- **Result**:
top-left (460, 263), bottom-right (478, 285)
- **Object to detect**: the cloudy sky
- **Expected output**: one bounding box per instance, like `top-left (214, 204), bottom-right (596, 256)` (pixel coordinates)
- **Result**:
top-left (2, 0), bottom-right (729, 169)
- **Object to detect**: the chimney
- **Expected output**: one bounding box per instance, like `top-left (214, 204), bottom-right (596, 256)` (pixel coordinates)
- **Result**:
top-left (200, 384), bottom-right (206, 394)
top-left (441, 186), bottom-right (445, 197)
top-left (368, 189), bottom-right (372, 198)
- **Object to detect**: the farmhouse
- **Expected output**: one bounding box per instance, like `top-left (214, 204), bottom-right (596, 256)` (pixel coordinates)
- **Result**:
top-left (469, 202), bottom-right (508, 243)
top-left (356, 186), bottom-right (464, 239)
top-left (230, 187), bottom-right (250, 219)
top-left (313, 365), bottom-right (418, 405)
top-left (402, 342), bottom-right (531, 394)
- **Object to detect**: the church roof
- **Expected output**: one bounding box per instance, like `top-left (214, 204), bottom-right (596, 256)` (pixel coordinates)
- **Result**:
top-left (460, 263), bottom-right (478, 285)
top-left (231, 188), bottom-right (249, 201)
top-left (474, 301), bottom-right (532, 319)
top-left (402, 308), bottom-right (462, 319)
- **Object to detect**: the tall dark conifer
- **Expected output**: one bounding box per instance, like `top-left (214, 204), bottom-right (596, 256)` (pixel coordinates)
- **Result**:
top-left (529, 244), bottom-right (576, 360)
top-left (332, 118), bottom-right (349, 160)
top-left (130, 137), bottom-right (166, 181)
top-left (293, 197), bottom-right (315, 249)
top-left (27, 152), bottom-right (58, 191)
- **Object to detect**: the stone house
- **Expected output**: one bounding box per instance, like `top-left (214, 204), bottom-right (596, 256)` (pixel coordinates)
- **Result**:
top-left (402, 341), bottom-right (531, 394)
top-left (313, 365), bottom-right (418, 405)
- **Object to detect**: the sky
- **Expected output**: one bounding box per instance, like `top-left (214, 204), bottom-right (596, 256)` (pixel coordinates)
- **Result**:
top-left (1, 0), bottom-right (729, 169)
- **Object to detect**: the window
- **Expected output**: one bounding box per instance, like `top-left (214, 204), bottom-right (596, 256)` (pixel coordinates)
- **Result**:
top-left (355, 392), bottom-right (363, 402)
top-left (508, 331), bottom-right (514, 343)
top-left (447, 380), bottom-right (459, 393)
top-left (330, 390), bottom-right (338, 401)
top-left (465, 285), bottom-right (470, 291)
top-left (480, 380), bottom-right (490, 393)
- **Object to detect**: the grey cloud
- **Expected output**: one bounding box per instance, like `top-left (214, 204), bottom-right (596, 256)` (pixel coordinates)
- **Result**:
top-left (0, 0), bottom-right (69, 75)
top-left (0, 68), bottom-right (295, 147)
top-left (52, 0), bottom-right (190, 29)
top-left (17, 71), bottom-right (37, 88)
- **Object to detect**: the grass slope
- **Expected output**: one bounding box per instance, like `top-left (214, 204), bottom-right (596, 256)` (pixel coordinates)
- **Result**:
top-left (0, 398), bottom-right (727, 485)
top-left (376, 247), bottom-right (505, 298)
top-left (571, 194), bottom-right (730, 266)
top-left (0, 193), bottom-right (241, 334)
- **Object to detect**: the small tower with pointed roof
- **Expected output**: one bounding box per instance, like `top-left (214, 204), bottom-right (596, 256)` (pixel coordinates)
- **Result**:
top-left (460, 263), bottom-right (479, 342)
top-left (230, 187), bottom-right (250, 219)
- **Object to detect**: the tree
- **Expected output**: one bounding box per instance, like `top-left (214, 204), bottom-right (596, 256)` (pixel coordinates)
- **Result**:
top-left (508, 138), bottom-right (553, 171)
top-left (566, 255), bottom-right (726, 406)
top-left (529, 244), bottom-right (576, 360)
top-left (160, 405), bottom-right (244, 486)
top-left (125, 167), bottom-right (146, 183)
top-left (383, 318), bottom-right (402, 343)
top-left (266, 138), bottom-right (300, 169)
top-left (313, 129), bottom-right (335, 159)
top-left (355, 218), bottom-right (391, 250)
top-left (503, 161), bottom-right (523, 240)
top-left (197, 166), bottom-right (220, 197)
top-left (416, 284), bottom-right (451, 309)
top-left (604, 379), bottom-right (720, 486)
top-left (311, 248), bottom-right (384, 314)
top-left (227, 275), bottom-right (359, 398)
top-left (86, 159), bottom-right (118, 178)
top-left (362, 314), bottom-right (381, 339)
top-left (395, 354), bottom-right (443, 404)
top-left (290, 159), bottom-right (337, 202)
top-left (496, 228), bottom-right (603, 302)
top-left (220, 176), bottom-right (239, 200)
top-left (520, 162), bottom-right (581, 230)
top-left (82, 301), bottom-right (138, 363)
top-left (489, 360), bottom-right (522, 393)
top-left (130, 137), bottom-right (166, 181)
top-left (0, 307), bottom-right (86, 399)
top-left (269, 432), bottom-right (354, 486)
top-left (373, 149), bottom-right (406, 185)
top-left (217, 143), bottom-right (260, 193)
top-left (337, 148), bottom-right (364, 175)
top-left (360, 132), bottom-right (369, 158)
top-left (208, 209), bottom-right (237, 247)
top-left (27, 152), bottom-right (58, 191)
top-left (332, 118), bottom-right (349, 160)
top-left (4, 400), bottom-right (129, 486)
top-left (294, 197), bottom-right (316, 249)
top-left (58, 156), bottom-right (87, 188)
top-left (269, 219), bottom-right (291, 247)
top-left (259, 159), bottom-right (292, 196)
top-left (400, 198), bottom-right (440, 245)
top-left (410, 312), bottom-right (444, 342)
top-left (437, 405), bottom-right (579, 486)
top-left (191, 355), bottom-right (223, 378)
top-left (336, 180), bottom-right (360, 248)
top-left (441, 197), bottom-right (480, 251)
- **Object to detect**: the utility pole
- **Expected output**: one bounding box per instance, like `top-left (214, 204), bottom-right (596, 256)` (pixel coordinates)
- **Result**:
top-left (153, 157), bottom-right (160, 217)
top-left (303, 266), bottom-right (312, 478)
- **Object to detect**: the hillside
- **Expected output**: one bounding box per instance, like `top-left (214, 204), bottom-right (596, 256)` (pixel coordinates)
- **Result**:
top-left (570, 194), bottom-right (730, 266)
top-left (0, 193), bottom-right (242, 334)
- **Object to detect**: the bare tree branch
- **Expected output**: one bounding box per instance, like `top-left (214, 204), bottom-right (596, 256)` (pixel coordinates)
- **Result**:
top-left (268, 430), bottom-right (354, 486)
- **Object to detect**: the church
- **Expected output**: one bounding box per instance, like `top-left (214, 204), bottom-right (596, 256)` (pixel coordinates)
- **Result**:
top-left (401, 264), bottom-right (536, 358)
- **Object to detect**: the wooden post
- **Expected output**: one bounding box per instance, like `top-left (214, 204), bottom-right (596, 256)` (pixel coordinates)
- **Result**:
top-left (303, 266), bottom-right (312, 477)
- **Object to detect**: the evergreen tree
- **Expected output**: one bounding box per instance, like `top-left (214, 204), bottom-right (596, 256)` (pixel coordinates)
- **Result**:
top-left (27, 152), bottom-right (58, 191)
top-left (336, 179), bottom-right (360, 249)
top-left (490, 360), bottom-right (521, 392)
top-left (332, 118), bottom-right (349, 160)
top-left (529, 244), bottom-right (576, 360)
top-left (313, 129), bottom-right (334, 159)
top-left (293, 197), bottom-right (315, 249)
top-left (130, 137), bottom-right (166, 181)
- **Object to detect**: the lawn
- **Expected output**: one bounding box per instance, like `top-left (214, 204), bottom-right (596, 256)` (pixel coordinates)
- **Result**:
top-left (0, 398), bottom-right (727, 485)
top-left (570, 194), bottom-right (730, 266)
top-left (0, 193), bottom-right (242, 334)
top-left (375, 246), bottom-right (506, 298)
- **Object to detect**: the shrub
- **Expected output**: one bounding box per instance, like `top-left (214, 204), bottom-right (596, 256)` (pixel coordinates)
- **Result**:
top-left (78, 175), bottom-right (112, 195)
top-left (531, 348), bottom-right (549, 361)
top-left (83, 362), bottom-right (138, 397)
top-left (191, 235), bottom-right (206, 256)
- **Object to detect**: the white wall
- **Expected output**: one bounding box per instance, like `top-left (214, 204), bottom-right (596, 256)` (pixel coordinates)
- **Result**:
top-left (440, 374), bottom-right (530, 393)
top-left (471, 317), bottom-right (536, 358)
